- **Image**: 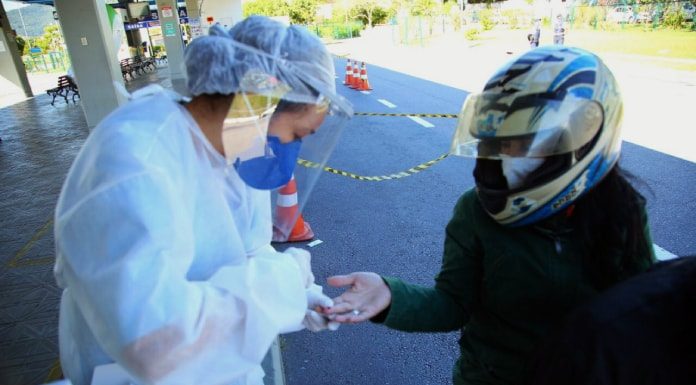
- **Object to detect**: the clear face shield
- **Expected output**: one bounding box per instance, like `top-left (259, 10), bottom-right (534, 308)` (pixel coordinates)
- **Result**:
top-left (450, 92), bottom-right (604, 159)
top-left (207, 25), bottom-right (353, 240)
top-left (270, 90), bottom-right (352, 241)
top-left (222, 93), bottom-right (282, 166)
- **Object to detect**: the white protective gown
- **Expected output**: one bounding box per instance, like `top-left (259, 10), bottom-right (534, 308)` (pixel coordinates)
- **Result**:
top-left (53, 91), bottom-right (307, 385)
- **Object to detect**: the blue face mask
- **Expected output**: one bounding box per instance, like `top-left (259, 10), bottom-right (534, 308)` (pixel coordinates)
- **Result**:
top-left (234, 136), bottom-right (302, 190)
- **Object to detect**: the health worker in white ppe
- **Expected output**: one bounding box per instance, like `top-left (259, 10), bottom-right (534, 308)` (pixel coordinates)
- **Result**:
top-left (53, 15), bottom-right (352, 385)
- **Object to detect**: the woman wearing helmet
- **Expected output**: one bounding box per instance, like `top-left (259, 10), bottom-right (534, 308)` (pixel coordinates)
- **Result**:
top-left (323, 46), bottom-right (655, 385)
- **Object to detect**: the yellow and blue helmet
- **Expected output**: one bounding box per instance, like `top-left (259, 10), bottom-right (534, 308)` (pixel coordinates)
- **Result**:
top-left (450, 46), bottom-right (623, 226)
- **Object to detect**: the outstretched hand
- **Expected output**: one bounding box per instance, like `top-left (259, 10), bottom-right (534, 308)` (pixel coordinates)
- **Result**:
top-left (321, 272), bottom-right (392, 324)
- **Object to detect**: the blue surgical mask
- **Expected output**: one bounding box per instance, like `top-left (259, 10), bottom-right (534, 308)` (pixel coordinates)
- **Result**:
top-left (234, 136), bottom-right (301, 190)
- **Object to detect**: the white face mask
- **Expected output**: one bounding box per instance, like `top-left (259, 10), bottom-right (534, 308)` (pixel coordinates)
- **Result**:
top-left (500, 157), bottom-right (545, 189)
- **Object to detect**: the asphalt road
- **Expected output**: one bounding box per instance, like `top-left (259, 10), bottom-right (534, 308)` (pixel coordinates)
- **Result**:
top-left (280, 58), bottom-right (696, 385)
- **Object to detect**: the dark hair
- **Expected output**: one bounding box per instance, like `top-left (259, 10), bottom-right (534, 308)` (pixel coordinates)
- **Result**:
top-left (569, 164), bottom-right (652, 289)
top-left (274, 99), bottom-right (307, 114)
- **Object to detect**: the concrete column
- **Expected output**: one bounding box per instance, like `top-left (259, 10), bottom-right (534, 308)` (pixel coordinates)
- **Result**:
top-left (155, 0), bottom-right (186, 94)
top-left (0, 1), bottom-right (32, 97)
top-left (185, 0), bottom-right (200, 19)
top-left (54, 0), bottom-right (126, 128)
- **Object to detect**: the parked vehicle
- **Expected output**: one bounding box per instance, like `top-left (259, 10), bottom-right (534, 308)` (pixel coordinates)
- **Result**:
top-left (634, 10), bottom-right (651, 23)
top-left (607, 5), bottom-right (636, 23)
top-left (683, 2), bottom-right (695, 21)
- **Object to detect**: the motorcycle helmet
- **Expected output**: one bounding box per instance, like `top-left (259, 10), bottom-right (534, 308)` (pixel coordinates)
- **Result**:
top-left (450, 46), bottom-right (623, 226)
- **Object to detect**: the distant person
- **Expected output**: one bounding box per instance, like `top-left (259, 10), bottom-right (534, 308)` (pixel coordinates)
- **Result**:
top-left (323, 46), bottom-right (655, 385)
top-left (553, 14), bottom-right (565, 45)
top-left (531, 256), bottom-right (696, 385)
top-left (528, 18), bottom-right (541, 48)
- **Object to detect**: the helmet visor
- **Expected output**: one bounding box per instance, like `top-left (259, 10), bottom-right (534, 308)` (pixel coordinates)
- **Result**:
top-left (450, 93), bottom-right (604, 158)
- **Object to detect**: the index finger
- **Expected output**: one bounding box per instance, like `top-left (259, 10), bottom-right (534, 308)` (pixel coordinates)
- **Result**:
top-left (326, 274), bottom-right (355, 288)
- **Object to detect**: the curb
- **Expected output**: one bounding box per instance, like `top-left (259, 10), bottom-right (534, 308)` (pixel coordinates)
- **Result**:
top-left (262, 337), bottom-right (287, 385)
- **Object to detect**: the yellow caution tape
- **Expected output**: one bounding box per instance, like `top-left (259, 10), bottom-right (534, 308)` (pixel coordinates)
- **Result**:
top-left (354, 112), bottom-right (459, 119)
top-left (298, 153), bottom-right (449, 181)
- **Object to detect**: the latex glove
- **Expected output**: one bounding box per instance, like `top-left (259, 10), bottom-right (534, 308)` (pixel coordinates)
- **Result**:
top-left (303, 310), bottom-right (340, 332)
top-left (303, 283), bottom-right (340, 332)
top-left (285, 247), bottom-right (314, 288)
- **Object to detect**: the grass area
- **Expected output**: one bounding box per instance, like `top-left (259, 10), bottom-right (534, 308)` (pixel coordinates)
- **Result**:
top-left (566, 26), bottom-right (696, 60)
top-left (477, 26), bottom-right (696, 71)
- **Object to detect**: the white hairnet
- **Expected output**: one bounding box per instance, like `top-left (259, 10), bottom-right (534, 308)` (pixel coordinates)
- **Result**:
top-left (185, 16), bottom-right (338, 106)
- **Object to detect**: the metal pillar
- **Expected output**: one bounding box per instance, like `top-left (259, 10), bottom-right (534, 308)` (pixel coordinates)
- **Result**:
top-left (0, 0), bottom-right (33, 97)
top-left (54, 0), bottom-right (126, 128)
top-left (155, 0), bottom-right (187, 94)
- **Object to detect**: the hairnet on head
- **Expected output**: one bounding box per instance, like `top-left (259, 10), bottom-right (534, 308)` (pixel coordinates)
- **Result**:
top-left (184, 26), bottom-right (241, 96)
top-left (185, 16), bottom-right (344, 111)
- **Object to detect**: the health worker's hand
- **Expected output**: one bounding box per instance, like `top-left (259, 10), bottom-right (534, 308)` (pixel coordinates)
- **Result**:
top-left (303, 284), bottom-right (339, 332)
top-left (303, 310), bottom-right (340, 332)
top-left (284, 247), bottom-right (315, 288)
top-left (322, 272), bottom-right (392, 324)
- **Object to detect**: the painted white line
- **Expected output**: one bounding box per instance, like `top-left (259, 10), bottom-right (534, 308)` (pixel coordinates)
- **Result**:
top-left (307, 239), bottom-right (323, 248)
top-left (360, 90), bottom-right (371, 95)
top-left (378, 99), bottom-right (397, 108)
top-left (408, 115), bottom-right (435, 128)
top-left (653, 243), bottom-right (678, 261)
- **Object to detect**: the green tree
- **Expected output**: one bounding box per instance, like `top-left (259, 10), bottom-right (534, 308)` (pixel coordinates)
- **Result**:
top-left (42, 24), bottom-right (63, 52)
top-left (243, 0), bottom-right (289, 17)
top-left (15, 35), bottom-right (26, 54)
top-left (289, 0), bottom-right (319, 25)
top-left (411, 0), bottom-right (437, 16)
top-left (350, 0), bottom-right (392, 27)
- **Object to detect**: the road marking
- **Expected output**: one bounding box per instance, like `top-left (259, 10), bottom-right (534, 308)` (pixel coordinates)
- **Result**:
top-left (378, 99), bottom-right (397, 108)
top-left (653, 243), bottom-right (678, 261)
top-left (360, 90), bottom-right (371, 95)
top-left (8, 219), bottom-right (53, 268)
top-left (408, 115), bottom-right (434, 128)
top-left (307, 239), bottom-right (323, 247)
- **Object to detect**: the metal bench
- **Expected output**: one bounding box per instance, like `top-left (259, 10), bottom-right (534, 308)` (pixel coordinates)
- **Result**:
top-left (46, 75), bottom-right (80, 105)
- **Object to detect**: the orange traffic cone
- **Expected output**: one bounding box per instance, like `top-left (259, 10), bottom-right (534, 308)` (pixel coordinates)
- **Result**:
top-left (272, 175), bottom-right (314, 243)
top-left (343, 59), bottom-right (353, 86)
top-left (357, 62), bottom-right (372, 91)
top-left (350, 61), bottom-right (361, 89)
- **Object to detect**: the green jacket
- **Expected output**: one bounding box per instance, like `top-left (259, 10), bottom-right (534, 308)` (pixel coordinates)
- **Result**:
top-left (380, 188), bottom-right (654, 385)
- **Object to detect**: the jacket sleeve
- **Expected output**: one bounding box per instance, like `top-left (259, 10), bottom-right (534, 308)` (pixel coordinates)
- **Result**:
top-left (641, 203), bottom-right (657, 264)
top-left (55, 170), bottom-right (306, 385)
top-left (381, 192), bottom-right (481, 332)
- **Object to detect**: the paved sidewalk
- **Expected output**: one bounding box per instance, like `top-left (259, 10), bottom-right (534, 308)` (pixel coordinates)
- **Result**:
top-left (0, 63), bottom-right (284, 385)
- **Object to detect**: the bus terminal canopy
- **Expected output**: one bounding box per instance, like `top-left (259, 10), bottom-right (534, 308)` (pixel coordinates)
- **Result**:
top-left (4, 0), bottom-right (54, 5)
top-left (5, 1), bottom-right (178, 5)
